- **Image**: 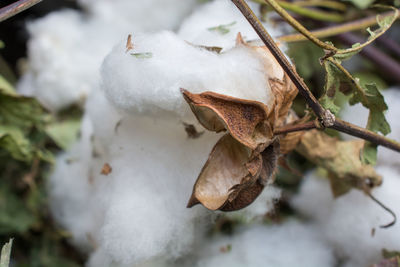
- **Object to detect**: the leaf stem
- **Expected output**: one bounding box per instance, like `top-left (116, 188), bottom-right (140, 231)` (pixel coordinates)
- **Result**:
top-left (252, 0), bottom-right (345, 22)
top-left (0, 0), bottom-right (42, 22)
top-left (275, 1), bottom-right (344, 22)
top-left (332, 119), bottom-right (400, 152)
top-left (274, 121), bottom-right (317, 135)
top-left (278, 9), bottom-right (400, 43)
top-left (231, 0), bottom-right (400, 154)
top-left (335, 6), bottom-right (399, 55)
top-left (258, 0), bottom-right (338, 51)
top-left (337, 32), bottom-right (400, 84)
top-left (286, 0), bottom-right (346, 12)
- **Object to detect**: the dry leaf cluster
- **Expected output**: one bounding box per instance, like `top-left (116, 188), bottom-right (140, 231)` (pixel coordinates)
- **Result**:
top-left (183, 34), bottom-right (297, 211)
top-left (183, 33), bottom-right (383, 211)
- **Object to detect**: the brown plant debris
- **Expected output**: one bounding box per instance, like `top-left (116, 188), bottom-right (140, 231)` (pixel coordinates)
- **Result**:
top-left (182, 35), bottom-right (300, 211)
top-left (182, 122), bottom-right (204, 139)
top-left (125, 34), bottom-right (134, 53)
top-left (100, 163), bottom-right (112, 176)
top-left (297, 130), bottom-right (382, 196)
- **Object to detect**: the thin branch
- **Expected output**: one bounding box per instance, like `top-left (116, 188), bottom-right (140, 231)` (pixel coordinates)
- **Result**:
top-left (272, 1), bottom-right (343, 22)
top-left (0, 0), bottom-right (42, 23)
top-left (288, 0), bottom-right (346, 11)
top-left (252, 0), bottom-right (344, 22)
top-left (231, 0), bottom-right (327, 121)
top-left (278, 9), bottom-right (400, 43)
top-left (274, 121), bottom-right (317, 135)
top-left (337, 32), bottom-right (400, 84)
top-left (332, 119), bottom-right (400, 152)
top-left (231, 0), bottom-right (400, 154)
top-left (257, 0), bottom-right (338, 51)
top-left (335, 6), bottom-right (399, 56)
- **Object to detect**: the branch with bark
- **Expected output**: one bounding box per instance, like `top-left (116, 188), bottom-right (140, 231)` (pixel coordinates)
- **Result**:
top-left (231, 0), bottom-right (400, 153)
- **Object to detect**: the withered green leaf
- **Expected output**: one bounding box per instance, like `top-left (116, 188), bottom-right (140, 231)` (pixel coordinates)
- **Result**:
top-left (297, 130), bottom-right (382, 197)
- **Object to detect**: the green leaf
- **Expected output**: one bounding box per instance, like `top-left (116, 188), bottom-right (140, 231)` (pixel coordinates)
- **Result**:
top-left (0, 87), bottom-right (52, 162)
top-left (0, 125), bottom-right (33, 162)
top-left (288, 42), bottom-right (323, 80)
top-left (335, 6), bottom-right (398, 58)
top-left (382, 248), bottom-right (400, 259)
top-left (320, 95), bottom-right (340, 115)
top-left (0, 89), bottom-right (48, 130)
top-left (361, 141), bottom-right (377, 165)
top-left (0, 180), bottom-right (37, 234)
top-left (322, 60), bottom-right (390, 164)
top-left (0, 239), bottom-right (13, 267)
top-left (45, 119), bottom-right (81, 150)
top-left (207, 21), bottom-right (236, 35)
top-left (0, 76), bottom-right (14, 95)
top-left (320, 59), bottom-right (352, 114)
top-left (130, 52), bottom-right (153, 59)
top-left (344, 0), bottom-right (374, 9)
top-left (350, 83), bottom-right (390, 135)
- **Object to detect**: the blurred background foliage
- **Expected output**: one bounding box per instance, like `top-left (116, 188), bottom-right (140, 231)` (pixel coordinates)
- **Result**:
top-left (1, 0), bottom-right (400, 265)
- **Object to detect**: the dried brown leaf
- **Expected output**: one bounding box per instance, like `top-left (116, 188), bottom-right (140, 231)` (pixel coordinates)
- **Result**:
top-left (297, 130), bottom-right (382, 196)
top-left (125, 34), bottom-right (134, 53)
top-left (259, 139), bottom-right (280, 185)
top-left (268, 75), bottom-right (298, 127)
top-left (183, 35), bottom-right (301, 212)
top-left (187, 134), bottom-right (264, 210)
top-left (100, 163), bottom-right (112, 175)
top-left (278, 110), bottom-right (306, 155)
top-left (181, 89), bottom-right (273, 151)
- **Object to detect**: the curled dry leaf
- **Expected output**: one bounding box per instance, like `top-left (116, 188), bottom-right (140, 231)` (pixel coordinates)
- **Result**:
top-left (181, 89), bottom-right (273, 152)
top-left (187, 134), bottom-right (262, 210)
top-left (297, 130), bottom-right (382, 197)
top-left (278, 110), bottom-right (306, 155)
top-left (125, 34), bottom-right (134, 53)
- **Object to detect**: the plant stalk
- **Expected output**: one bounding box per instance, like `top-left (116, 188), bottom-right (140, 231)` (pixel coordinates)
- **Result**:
top-left (231, 0), bottom-right (400, 153)
top-left (0, 0), bottom-right (42, 23)
top-left (278, 9), bottom-right (400, 43)
top-left (231, 0), bottom-right (327, 120)
top-left (274, 121), bottom-right (316, 135)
